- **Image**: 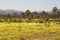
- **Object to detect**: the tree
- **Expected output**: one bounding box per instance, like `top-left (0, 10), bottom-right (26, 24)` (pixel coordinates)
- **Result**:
top-left (53, 7), bottom-right (58, 23)
top-left (25, 10), bottom-right (32, 20)
top-left (32, 11), bottom-right (39, 19)
top-left (12, 13), bottom-right (18, 18)
top-left (41, 11), bottom-right (48, 20)
top-left (20, 12), bottom-right (25, 18)
top-left (42, 11), bottom-right (50, 27)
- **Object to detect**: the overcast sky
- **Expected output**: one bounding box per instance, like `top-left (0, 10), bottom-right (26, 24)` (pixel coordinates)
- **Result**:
top-left (0, 0), bottom-right (60, 11)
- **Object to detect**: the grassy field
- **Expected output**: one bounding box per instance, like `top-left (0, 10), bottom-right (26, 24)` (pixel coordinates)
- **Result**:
top-left (0, 22), bottom-right (60, 40)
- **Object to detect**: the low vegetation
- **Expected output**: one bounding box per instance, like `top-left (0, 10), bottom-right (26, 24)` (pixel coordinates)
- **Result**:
top-left (0, 23), bottom-right (60, 40)
top-left (0, 7), bottom-right (60, 40)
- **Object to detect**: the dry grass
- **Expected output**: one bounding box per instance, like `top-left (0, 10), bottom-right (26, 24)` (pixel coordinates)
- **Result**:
top-left (0, 22), bottom-right (60, 40)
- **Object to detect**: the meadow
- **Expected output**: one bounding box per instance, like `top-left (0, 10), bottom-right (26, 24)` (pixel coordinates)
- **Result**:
top-left (0, 22), bottom-right (60, 40)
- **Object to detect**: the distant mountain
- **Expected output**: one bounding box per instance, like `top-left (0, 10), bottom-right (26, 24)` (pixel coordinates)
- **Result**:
top-left (0, 9), bottom-right (60, 14)
top-left (0, 9), bottom-right (24, 14)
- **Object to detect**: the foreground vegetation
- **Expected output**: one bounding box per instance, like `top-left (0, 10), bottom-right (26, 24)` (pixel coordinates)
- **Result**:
top-left (0, 22), bottom-right (60, 40)
top-left (0, 7), bottom-right (60, 40)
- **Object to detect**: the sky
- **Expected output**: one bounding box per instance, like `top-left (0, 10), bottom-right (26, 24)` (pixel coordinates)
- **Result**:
top-left (0, 0), bottom-right (60, 11)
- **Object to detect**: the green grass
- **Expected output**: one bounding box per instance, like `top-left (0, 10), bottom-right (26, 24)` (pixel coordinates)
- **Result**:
top-left (0, 22), bottom-right (60, 40)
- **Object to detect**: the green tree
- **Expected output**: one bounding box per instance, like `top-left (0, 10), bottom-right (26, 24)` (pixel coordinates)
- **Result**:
top-left (53, 7), bottom-right (58, 23)
top-left (25, 10), bottom-right (32, 20)
top-left (42, 11), bottom-right (50, 27)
